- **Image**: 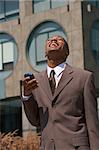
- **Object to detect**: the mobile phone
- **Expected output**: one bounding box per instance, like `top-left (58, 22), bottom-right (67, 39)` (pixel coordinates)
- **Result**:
top-left (24, 73), bottom-right (35, 79)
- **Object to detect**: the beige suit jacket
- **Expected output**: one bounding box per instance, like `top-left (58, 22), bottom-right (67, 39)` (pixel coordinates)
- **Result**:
top-left (23, 64), bottom-right (99, 150)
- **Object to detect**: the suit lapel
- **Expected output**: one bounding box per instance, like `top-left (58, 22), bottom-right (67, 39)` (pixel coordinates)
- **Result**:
top-left (40, 70), bottom-right (53, 100)
top-left (53, 64), bottom-right (73, 100)
top-left (39, 64), bottom-right (74, 101)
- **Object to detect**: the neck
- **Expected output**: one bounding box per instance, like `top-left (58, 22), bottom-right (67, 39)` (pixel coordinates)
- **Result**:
top-left (47, 59), bottom-right (65, 68)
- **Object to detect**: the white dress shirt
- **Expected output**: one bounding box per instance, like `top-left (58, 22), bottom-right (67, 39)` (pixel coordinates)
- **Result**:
top-left (47, 62), bottom-right (66, 88)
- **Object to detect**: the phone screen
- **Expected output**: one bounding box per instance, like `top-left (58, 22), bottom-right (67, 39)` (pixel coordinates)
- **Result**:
top-left (24, 73), bottom-right (35, 79)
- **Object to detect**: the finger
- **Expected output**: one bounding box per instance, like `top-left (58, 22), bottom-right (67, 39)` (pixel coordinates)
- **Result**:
top-left (24, 78), bottom-right (34, 83)
top-left (26, 84), bottom-right (38, 92)
top-left (24, 79), bottom-right (37, 86)
top-left (25, 81), bottom-right (38, 90)
top-left (28, 79), bottom-right (37, 84)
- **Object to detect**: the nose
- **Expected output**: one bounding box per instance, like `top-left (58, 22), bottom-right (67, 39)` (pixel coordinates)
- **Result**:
top-left (51, 38), bottom-right (57, 42)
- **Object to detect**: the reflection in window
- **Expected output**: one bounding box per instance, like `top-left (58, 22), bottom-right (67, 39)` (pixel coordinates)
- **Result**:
top-left (91, 20), bottom-right (99, 65)
top-left (0, 0), bottom-right (19, 22)
top-left (0, 97), bottom-right (22, 136)
top-left (33, 0), bottom-right (68, 13)
top-left (27, 21), bottom-right (66, 71)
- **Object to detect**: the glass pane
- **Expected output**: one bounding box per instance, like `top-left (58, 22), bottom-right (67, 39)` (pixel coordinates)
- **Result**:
top-left (36, 34), bottom-right (47, 63)
top-left (96, 1), bottom-right (99, 8)
top-left (37, 22), bottom-right (60, 33)
top-left (92, 29), bottom-right (99, 51)
top-left (5, 0), bottom-right (19, 16)
top-left (88, 0), bottom-right (96, 6)
top-left (0, 33), bottom-right (12, 43)
top-left (0, 44), bottom-right (3, 70)
top-left (0, 98), bottom-right (22, 135)
top-left (33, 0), bottom-right (50, 13)
top-left (0, 0), bottom-right (4, 19)
top-left (50, 30), bottom-right (66, 39)
top-left (51, 0), bottom-right (67, 9)
top-left (91, 21), bottom-right (99, 65)
top-left (29, 37), bottom-right (36, 66)
top-left (3, 41), bottom-right (14, 63)
top-left (0, 33), bottom-right (18, 79)
top-left (96, 39), bottom-right (99, 51)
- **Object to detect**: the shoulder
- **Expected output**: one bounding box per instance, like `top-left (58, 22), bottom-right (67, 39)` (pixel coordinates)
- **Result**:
top-left (68, 64), bottom-right (92, 75)
top-left (67, 64), bottom-right (93, 80)
top-left (74, 67), bottom-right (92, 76)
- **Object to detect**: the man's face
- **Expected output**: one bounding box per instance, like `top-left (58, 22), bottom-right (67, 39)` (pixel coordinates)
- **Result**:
top-left (45, 35), bottom-right (65, 53)
top-left (45, 35), bottom-right (69, 61)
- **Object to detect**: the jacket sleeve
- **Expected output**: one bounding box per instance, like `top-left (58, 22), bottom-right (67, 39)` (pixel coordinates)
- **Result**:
top-left (84, 72), bottom-right (99, 150)
top-left (22, 95), bottom-right (40, 127)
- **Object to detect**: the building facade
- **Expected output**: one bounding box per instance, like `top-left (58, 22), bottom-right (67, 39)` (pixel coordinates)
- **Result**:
top-left (0, 0), bottom-right (99, 136)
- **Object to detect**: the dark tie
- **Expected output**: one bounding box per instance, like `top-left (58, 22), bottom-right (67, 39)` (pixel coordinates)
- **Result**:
top-left (49, 70), bottom-right (56, 95)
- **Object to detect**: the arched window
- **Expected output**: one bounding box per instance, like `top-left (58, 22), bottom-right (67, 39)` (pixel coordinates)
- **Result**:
top-left (0, 33), bottom-right (18, 79)
top-left (27, 21), bottom-right (67, 71)
top-left (91, 20), bottom-right (99, 65)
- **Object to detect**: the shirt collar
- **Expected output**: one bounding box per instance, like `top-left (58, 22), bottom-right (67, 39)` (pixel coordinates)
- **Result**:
top-left (47, 62), bottom-right (66, 78)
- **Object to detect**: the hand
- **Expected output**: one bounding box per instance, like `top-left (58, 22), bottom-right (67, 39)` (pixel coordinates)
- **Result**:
top-left (23, 77), bottom-right (38, 96)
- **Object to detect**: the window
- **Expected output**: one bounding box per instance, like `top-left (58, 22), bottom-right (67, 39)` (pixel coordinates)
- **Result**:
top-left (27, 21), bottom-right (67, 71)
top-left (0, 41), bottom-right (14, 71)
top-left (0, 33), bottom-right (18, 98)
top-left (0, 97), bottom-right (22, 136)
top-left (0, 33), bottom-right (18, 79)
top-left (91, 20), bottom-right (99, 65)
top-left (33, 0), bottom-right (68, 13)
top-left (88, 0), bottom-right (99, 8)
top-left (0, 33), bottom-right (17, 71)
top-left (0, 0), bottom-right (19, 22)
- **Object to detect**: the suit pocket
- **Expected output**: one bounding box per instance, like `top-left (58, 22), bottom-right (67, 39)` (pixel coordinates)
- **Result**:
top-left (74, 145), bottom-right (90, 150)
top-left (72, 136), bottom-right (89, 147)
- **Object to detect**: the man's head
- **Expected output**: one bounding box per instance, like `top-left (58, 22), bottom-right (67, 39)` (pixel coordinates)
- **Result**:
top-left (45, 35), bottom-right (69, 63)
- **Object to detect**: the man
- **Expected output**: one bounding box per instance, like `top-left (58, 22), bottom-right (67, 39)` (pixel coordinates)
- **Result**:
top-left (22, 35), bottom-right (99, 150)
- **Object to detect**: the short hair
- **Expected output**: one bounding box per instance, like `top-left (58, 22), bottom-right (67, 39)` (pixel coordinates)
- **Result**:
top-left (56, 35), bottom-right (69, 56)
top-left (63, 39), bottom-right (69, 56)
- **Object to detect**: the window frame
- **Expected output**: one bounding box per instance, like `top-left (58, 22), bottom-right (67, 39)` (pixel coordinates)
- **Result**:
top-left (0, 40), bottom-right (14, 71)
top-left (0, 0), bottom-right (19, 22)
top-left (32, 0), bottom-right (68, 13)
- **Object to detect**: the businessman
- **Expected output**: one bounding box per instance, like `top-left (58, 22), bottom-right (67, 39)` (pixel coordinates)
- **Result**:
top-left (22, 35), bottom-right (99, 150)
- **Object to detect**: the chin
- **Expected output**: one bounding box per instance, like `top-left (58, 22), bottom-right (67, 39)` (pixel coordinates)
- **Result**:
top-left (47, 49), bottom-right (59, 54)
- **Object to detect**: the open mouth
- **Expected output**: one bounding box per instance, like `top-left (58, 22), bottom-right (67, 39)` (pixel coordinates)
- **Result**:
top-left (49, 42), bottom-right (59, 48)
